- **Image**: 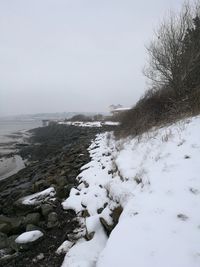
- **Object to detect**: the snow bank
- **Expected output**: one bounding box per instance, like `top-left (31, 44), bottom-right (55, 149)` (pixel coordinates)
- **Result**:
top-left (61, 116), bottom-right (200, 267)
top-left (15, 230), bottom-right (43, 244)
top-left (59, 121), bottom-right (102, 127)
top-left (61, 133), bottom-right (115, 266)
top-left (58, 121), bottom-right (120, 127)
top-left (98, 116), bottom-right (200, 267)
top-left (56, 241), bottom-right (74, 255)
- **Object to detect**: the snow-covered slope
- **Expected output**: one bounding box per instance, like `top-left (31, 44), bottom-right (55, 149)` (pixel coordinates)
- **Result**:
top-left (61, 115), bottom-right (200, 267)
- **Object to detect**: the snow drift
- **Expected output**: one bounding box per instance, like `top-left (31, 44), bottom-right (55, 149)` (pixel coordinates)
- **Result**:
top-left (61, 115), bottom-right (200, 267)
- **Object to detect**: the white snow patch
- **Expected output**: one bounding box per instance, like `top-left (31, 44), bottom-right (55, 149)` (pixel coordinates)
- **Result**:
top-left (61, 227), bottom-right (107, 267)
top-left (56, 241), bottom-right (74, 255)
top-left (103, 121), bottom-right (120, 126)
top-left (15, 230), bottom-right (43, 244)
top-left (59, 121), bottom-right (102, 127)
top-left (97, 116), bottom-right (200, 267)
top-left (20, 187), bottom-right (56, 205)
top-left (58, 121), bottom-right (119, 127)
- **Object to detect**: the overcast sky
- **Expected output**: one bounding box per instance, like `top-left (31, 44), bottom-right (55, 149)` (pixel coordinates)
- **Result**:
top-left (0, 0), bottom-right (185, 116)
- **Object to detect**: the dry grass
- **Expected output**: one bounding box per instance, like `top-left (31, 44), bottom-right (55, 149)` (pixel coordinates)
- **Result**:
top-left (115, 86), bottom-right (200, 138)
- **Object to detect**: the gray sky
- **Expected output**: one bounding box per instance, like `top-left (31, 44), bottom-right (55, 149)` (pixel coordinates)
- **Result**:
top-left (0, 0), bottom-right (184, 116)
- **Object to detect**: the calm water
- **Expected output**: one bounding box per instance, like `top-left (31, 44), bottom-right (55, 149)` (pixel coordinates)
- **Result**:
top-left (0, 120), bottom-right (42, 143)
top-left (0, 119), bottom-right (42, 179)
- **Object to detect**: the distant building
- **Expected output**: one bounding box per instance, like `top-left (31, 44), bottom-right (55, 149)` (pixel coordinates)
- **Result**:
top-left (109, 105), bottom-right (131, 116)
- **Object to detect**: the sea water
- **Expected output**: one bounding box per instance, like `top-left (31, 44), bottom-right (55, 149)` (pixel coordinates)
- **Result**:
top-left (0, 119), bottom-right (42, 180)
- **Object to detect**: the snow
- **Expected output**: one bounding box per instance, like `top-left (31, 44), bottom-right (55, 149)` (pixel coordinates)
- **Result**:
top-left (61, 227), bottom-right (107, 267)
top-left (20, 187), bottom-right (56, 205)
top-left (103, 121), bottom-right (120, 126)
top-left (61, 133), bottom-right (114, 266)
top-left (59, 121), bottom-right (102, 127)
top-left (58, 121), bottom-right (120, 127)
top-left (56, 241), bottom-right (74, 255)
top-left (61, 115), bottom-right (200, 267)
top-left (15, 230), bottom-right (43, 244)
top-left (111, 107), bottom-right (131, 111)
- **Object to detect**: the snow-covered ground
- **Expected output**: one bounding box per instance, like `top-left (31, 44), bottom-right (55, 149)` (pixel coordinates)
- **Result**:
top-left (61, 115), bottom-right (200, 267)
top-left (58, 121), bottom-right (119, 127)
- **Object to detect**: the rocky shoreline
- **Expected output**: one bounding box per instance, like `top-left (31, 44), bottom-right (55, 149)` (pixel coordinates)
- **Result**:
top-left (0, 124), bottom-right (115, 267)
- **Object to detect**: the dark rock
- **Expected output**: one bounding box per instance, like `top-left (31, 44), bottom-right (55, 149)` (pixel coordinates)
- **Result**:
top-left (47, 212), bottom-right (59, 229)
top-left (26, 224), bottom-right (42, 232)
top-left (99, 217), bottom-right (113, 236)
top-left (41, 204), bottom-right (53, 217)
top-left (100, 206), bottom-right (123, 236)
top-left (24, 213), bottom-right (41, 225)
top-left (56, 184), bottom-right (74, 199)
top-left (0, 124), bottom-right (108, 265)
top-left (0, 215), bottom-right (23, 233)
top-left (32, 253), bottom-right (45, 263)
top-left (13, 199), bottom-right (35, 214)
top-left (56, 176), bottom-right (68, 187)
top-left (85, 231), bottom-right (95, 241)
top-left (177, 213), bottom-right (188, 221)
top-left (82, 210), bottom-right (90, 218)
top-left (0, 223), bottom-right (12, 234)
top-left (97, 207), bottom-right (104, 214)
top-left (0, 248), bottom-right (18, 263)
top-left (0, 232), bottom-right (8, 249)
top-left (32, 180), bottom-right (49, 193)
top-left (8, 235), bottom-right (20, 252)
top-left (110, 205), bottom-right (123, 225)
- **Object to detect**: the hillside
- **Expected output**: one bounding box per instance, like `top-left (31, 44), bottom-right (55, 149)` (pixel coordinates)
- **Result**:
top-left (60, 115), bottom-right (200, 267)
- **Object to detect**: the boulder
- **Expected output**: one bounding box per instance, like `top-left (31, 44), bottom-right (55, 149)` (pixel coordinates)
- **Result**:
top-left (85, 231), bottom-right (95, 241)
top-left (110, 205), bottom-right (123, 225)
top-left (8, 235), bottom-right (20, 252)
top-left (32, 180), bottom-right (48, 193)
top-left (41, 204), bottom-right (53, 217)
top-left (32, 253), bottom-right (45, 263)
top-left (0, 223), bottom-right (12, 234)
top-left (13, 200), bottom-right (35, 214)
top-left (56, 184), bottom-right (74, 199)
top-left (100, 206), bottom-right (123, 236)
top-left (99, 217), bottom-right (113, 236)
top-left (26, 224), bottom-right (42, 232)
top-left (0, 232), bottom-right (8, 249)
top-left (24, 213), bottom-right (41, 225)
top-left (47, 212), bottom-right (59, 229)
top-left (56, 176), bottom-right (68, 187)
top-left (0, 215), bottom-right (23, 234)
top-left (0, 247), bottom-right (17, 262)
top-left (82, 210), bottom-right (90, 218)
top-left (15, 230), bottom-right (44, 251)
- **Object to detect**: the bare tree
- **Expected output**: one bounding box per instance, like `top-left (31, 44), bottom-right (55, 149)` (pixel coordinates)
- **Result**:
top-left (144, 2), bottom-right (198, 95)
